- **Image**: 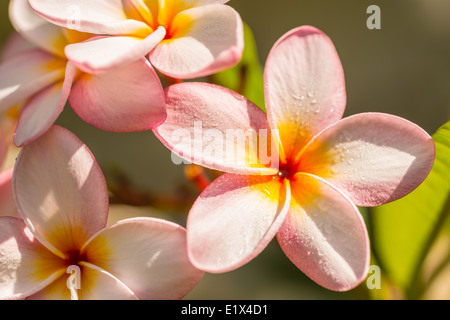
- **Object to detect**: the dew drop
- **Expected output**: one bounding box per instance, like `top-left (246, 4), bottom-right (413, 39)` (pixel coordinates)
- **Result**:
top-left (232, 92), bottom-right (245, 101)
top-left (292, 94), bottom-right (305, 101)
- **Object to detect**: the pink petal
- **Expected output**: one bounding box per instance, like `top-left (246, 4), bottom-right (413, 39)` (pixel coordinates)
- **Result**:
top-left (65, 29), bottom-right (166, 74)
top-left (0, 32), bottom-right (36, 61)
top-left (14, 61), bottom-right (76, 147)
top-left (154, 82), bottom-right (278, 175)
top-left (69, 58), bottom-right (166, 132)
top-left (0, 49), bottom-right (66, 113)
top-left (13, 126), bottom-right (109, 257)
top-left (299, 113), bottom-right (436, 206)
top-left (78, 263), bottom-right (138, 300)
top-left (0, 217), bottom-right (66, 299)
top-left (0, 129), bottom-right (6, 168)
top-left (0, 168), bottom-right (20, 218)
top-left (9, 0), bottom-right (67, 58)
top-left (28, 0), bottom-right (150, 36)
top-left (82, 218), bottom-right (204, 300)
top-left (264, 26), bottom-right (346, 162)
top-left (187, 173), bottom-right (291, 273)
top-left (277, 173), bottom-right (370, 292)
top-left (150, 5), bottom-right (243, 78)
top-left (28, 262), bottom-right (138, 300)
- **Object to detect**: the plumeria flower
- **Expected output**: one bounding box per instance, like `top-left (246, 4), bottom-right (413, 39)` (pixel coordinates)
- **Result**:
top-left (0, 0), bottom-right (166, 147)
top-left (0, 125), bottom-right (203, 299)
top-left (154, 26), bottom-right (436, 291)
top-left (28, 0), bottom-right (244, 79)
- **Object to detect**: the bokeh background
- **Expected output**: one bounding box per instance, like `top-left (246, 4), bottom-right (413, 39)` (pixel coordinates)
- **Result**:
top-left (1, 0), bottom-right (449, 299)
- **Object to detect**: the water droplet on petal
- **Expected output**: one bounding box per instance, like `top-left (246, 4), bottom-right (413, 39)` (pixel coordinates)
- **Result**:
top-left (232, 92), bottom-right (245, 101)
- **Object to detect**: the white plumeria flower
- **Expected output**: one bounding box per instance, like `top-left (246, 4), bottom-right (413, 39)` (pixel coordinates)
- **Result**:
top-left (28, 0), bottom-right (244, 79)
top-left (0, 126), bottom-right (203, 300)
top-left (154, 26), bottom-right (435, 291)
top-left (0, 0), bottom-right (166, 146)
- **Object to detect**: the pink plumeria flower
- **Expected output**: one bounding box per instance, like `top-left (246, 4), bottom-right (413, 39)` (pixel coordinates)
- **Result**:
top-left (0, 125), bottom-right (203, 299)
top-left (28, 0), bottom-right (244, 79)
top-left (0, 0), bottom-right (166, 147)
top-left (154, 26), bottom-right (436, 291)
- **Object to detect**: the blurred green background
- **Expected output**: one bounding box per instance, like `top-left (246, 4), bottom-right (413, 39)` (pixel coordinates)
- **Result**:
top-left (1, 0), bottom-right (449, 299)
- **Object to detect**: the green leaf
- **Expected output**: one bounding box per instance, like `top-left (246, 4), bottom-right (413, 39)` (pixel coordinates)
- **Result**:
top-left (371, 121), bottom-right (450, 298)
top-left (210, 23), bottom-right (265, 111)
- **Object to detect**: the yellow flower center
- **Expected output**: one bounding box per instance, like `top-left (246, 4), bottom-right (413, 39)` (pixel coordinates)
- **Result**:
top-left (132, 0), bottom-right (194, 41)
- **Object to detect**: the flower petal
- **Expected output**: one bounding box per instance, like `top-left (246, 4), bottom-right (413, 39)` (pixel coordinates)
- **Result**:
top-left (64, 29), bottom-right (166, 74)
top-left (78, 263), bottom-right (138, 300)
top-left (27, 262), bottom-right (138, 300)
top-left (13, 126), bottom-right (109, 257)
top-left (69, 58), bottom-right (166, 132)
top-left (28, 0), bottom-right (150, 36)
top-left (264, 26), bottom-right (346, 162)
top-left (134, 0), bottom-right (231, 26)
top-left (9, 0), bottom-right (67, 58)
top-left (25, 273), bottom-right (71, 300)
top-left (0, 169), bottom-right (20, 218)
top-left (187, 173), bottom-right (291, 273)
top-left (154, 82), bottom-right (278, 174)
top-left (150, 4), bottom-right (243, 78)
top-left (277, 173), bottom-right (370, 291)
top-left (0, 217), bottom-right (66, 299)
top-left (299, 113), bottom-right (436, 206)
top-left (0, 49), bottom-right (66, 113)
top-left (0, 32), bottom-right (36, 61)
top-left (0, 129), bottom-right (6, 168)
top-left (82, 218), bottom-right (204, 300)
top-left (14, 62), bottom-right (76, 147)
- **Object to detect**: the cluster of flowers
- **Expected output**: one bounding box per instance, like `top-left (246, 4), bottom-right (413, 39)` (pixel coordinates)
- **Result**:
top-left (0, 0), bottom-right (435, 299)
